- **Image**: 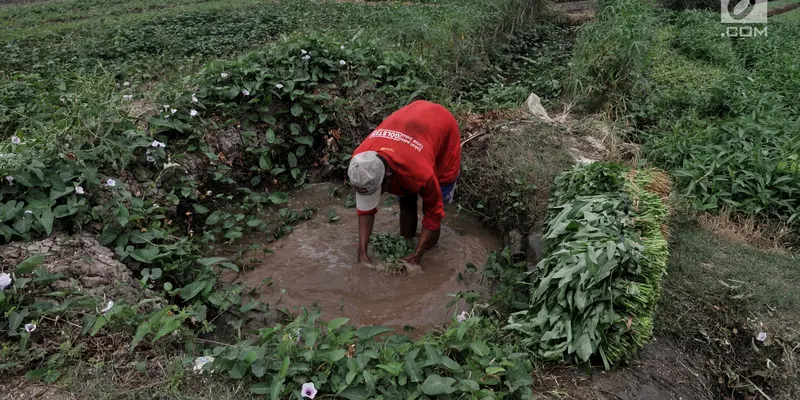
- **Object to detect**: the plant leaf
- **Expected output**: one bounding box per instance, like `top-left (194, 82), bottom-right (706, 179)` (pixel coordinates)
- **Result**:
top-left (355, 326), bottom-right (394, 340)
top-left (328, 317), bottom-right (350, 331)
top-left (421, 374), bottom-right (457, 395)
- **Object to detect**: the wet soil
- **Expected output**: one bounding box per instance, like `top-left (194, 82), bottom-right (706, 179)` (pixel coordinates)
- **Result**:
top-left (225, 183), bottom-right (501, 335)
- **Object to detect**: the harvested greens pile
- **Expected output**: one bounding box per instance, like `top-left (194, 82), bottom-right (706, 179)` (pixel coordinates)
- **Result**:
top-left (506, 162), bottom-right (670, 368)
top-left (369, 232), bottom-right (413, 274)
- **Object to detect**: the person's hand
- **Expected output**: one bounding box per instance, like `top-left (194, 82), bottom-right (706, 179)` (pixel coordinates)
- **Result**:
top-left (401, 252), bottom-right (422, 266)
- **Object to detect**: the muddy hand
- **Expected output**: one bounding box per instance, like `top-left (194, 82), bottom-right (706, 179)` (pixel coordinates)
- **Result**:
top-left (401, 253), bottom-right (422, 267)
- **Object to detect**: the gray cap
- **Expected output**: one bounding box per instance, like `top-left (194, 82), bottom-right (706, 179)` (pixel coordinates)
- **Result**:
top-left (348, 151), bottom-right (385, 211)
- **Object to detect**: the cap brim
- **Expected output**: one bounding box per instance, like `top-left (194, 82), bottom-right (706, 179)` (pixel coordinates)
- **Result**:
top-left (355, 190), bottom-right (381, 212)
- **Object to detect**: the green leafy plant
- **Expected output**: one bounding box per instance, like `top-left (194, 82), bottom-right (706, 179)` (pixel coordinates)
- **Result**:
top-left (370, 232), bottom-right (413, 274)
top-left (506, 164), bottom-right (670, 369)
top-left (203, 309), bottom-right (536, 399)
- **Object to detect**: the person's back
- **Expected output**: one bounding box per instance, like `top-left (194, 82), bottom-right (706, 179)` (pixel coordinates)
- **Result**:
top-left (355, 100), bottom-right (461, 188)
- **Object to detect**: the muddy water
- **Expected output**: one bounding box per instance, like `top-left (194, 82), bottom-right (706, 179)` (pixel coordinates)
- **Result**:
top-left (231, 183), bottom-right (501, 334)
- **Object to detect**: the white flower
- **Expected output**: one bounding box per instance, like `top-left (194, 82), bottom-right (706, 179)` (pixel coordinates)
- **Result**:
top-left (242, 89), bottom-right (250, 96)
top-left (757, 331), bottom-right (768, 342)
top-left (11, 135), bottom-right (21, 145)
top-left (220, 73), bottom-right (229, 79)
top-left (0, 273), bottom-right (12, 290)
top-left (100, 300), bottom-right (114, 314)
top-left (5, 176), bottom-right (13, 185)
top-left (146, 155), bottom-right (155, 163)
top-left (457, 311), bottom-right (468, 323)
top-left (123, 81), bottom-right (130, 87)
top-left (275, 83), bottom-right (284, 89)
top-left (340, 45), bottom-right (345, 50)
top-left (191, 94), bottom-right (198, 103)
top-left (123, 94), bottom-right (133, 101)
top-left (170, 108), bottom-right (177, 115)
top-left (193, 356), bottom-right (215, 373)
top-left (301, 49), bottom-right (308, 55)
top-left (206, 190), bottom-right (212, 196)
top-left (163, 105), bottom-right (170, 111)
top-left (151, 140), bottom-right (166, 148)
top-left (163, 162), bottom-right (181, 169)
top-left (75, 186), bottom-right (84, 195)
top-left (24, 323), bottom-right (36, 333)
top-left (24, 210), bottom-right (32, 217)
top-left (105, 179), bottom-right (116, 187)
top-left (301, 382), bottom-right (317, 399)
top-left (339, 60), bottom-right (346, 66)
top-left (190, 109), bottom-right (198, 117)
top-left (301, 55), bottom-right (311, 61)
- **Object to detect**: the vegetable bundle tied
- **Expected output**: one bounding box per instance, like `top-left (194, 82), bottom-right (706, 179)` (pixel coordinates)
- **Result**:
top-left (506, 162), bottom-right (670, 368)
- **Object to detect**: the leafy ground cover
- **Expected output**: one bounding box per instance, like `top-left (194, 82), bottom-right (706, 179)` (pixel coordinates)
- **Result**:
top-left (570, 0), bottom-right (800, 228)
top-left (3, 0), bottom-right (800, 398)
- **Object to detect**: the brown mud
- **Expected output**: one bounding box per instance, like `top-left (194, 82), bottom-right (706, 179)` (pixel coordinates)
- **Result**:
top-left (223, 183), bottom-right (501, 335)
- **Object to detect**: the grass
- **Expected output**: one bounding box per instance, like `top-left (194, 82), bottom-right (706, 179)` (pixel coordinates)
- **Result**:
top-left (774, 8), bottom-right (800, 21)
top-left (657, 214), bottom-right (800, 394)
top-left (769, 0), bottom-right (800, 9)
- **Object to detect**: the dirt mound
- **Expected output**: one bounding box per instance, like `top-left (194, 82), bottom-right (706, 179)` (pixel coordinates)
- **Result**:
top-left (0, 233), bottom-right (146, 304)
top-left (538, 339), bottom-right (712, 400)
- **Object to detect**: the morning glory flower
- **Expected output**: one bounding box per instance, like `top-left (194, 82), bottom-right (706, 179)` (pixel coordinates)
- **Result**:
top-left (123, 81), bottom-right (130, 87)
top-left (275, 83), bottom-right (284, 89)
top-left (24, 323), bottom-right (36, 333)
top-left (301, 55), bottom-right (311, 61)
top-left (105, 179), bottom-right (116, 187)
top-left (191, 94), bottom-right (198, 103)
top-left (123, 94), bottom-right (133, 101)
top-left (151, 140), bottom-right (166, 148)
top-left (457, 311), bottom-right (468, 323)
top-left (220, 73), bottom-right (229, 78)
top-left (300, 49), bottom-right (308, 55)
top-left (146, 155), bottom-right (155, 163)
top-left (170, 108), bottom-right (177, 115)
top-left (163, 105), bottom-right (170, 111)
top-left (340, 45), bottom-right (345, 50)
top-left (11, 135), bottom-right (21, 145)
top-left (75, 186), bottom-right (84, 195)
top-left (24, 210), bottom-right (32, 218)
top-left (339, 60), bottom-right (346, 66)
top-left (301, 382), bottom-right (317, 399)
top-left (5, 176), bottom-right (13, 185)
top-left (242, 89), bottom-right (249, 96)
top-left (190, 109), bottom-right (198, 117)
top-left (757, 331), bottom-right (768, 342)
top-left (100, 300), bottom-right (114, 314)
top-left (0, 273), bottom-right (12, 290)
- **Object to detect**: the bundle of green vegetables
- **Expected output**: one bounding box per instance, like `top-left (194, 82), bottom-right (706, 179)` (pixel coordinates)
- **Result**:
top-left (506, 162), bottom-right (670, 369)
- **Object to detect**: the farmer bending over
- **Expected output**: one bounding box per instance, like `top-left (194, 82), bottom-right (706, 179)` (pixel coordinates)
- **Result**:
top-left (347, 100), bottom-right (462, 266)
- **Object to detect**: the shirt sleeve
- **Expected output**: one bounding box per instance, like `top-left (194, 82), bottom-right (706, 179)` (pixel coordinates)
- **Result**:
top-left (357, 208), bottom-right (378, 216)
top-left (420, 175), bottom-right (444, 231)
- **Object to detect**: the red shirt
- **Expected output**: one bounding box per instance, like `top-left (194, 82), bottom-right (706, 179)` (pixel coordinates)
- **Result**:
top-left (352, 100), bottom-right (461, 230)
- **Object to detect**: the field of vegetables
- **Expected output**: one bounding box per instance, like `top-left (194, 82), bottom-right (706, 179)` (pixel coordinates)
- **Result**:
top-left (1, 0), bottom-right (800, 399)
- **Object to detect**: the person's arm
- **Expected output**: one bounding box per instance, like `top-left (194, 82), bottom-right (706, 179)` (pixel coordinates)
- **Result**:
top-left (357, 210), bottom-right (377, 263)
top-left (403, 177), bottom-right (444, 265)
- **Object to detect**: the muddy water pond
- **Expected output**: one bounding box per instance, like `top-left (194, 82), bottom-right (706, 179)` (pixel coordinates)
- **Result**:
top-left (227, 183), bottom-right (502, 335)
